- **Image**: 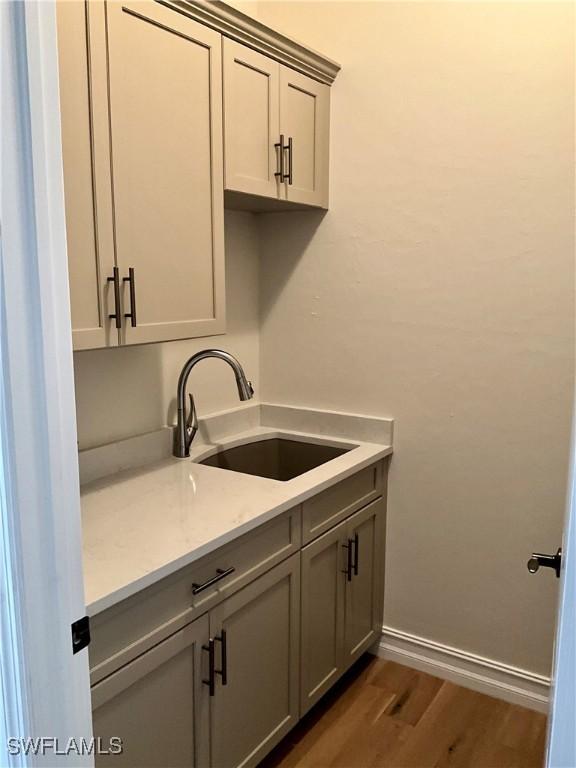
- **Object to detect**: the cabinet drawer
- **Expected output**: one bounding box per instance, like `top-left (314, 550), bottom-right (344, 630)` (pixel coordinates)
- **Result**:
top-left (90, 507), bottom-right (300, 681)
top-left (302, 462), bottom-right (383, 544)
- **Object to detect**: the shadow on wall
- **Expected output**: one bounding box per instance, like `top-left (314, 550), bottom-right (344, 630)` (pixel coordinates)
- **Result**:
top-left (259, 209), bottom-right (326, 323)
top-left (73, 344), bottom-right (165, 450)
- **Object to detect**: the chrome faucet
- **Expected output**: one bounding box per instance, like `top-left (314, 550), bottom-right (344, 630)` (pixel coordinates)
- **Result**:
top-left (173, 349), bottom-right (254, 458)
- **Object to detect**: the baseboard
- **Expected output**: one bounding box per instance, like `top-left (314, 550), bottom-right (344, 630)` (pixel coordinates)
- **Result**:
top-left (375, 626), bottom-right (550, 713)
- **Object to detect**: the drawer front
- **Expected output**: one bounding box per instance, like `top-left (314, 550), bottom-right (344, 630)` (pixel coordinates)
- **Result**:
top-left (302, 462), bottom-right (383, 544)
top-left (90, 507), bottom-right (300, 681)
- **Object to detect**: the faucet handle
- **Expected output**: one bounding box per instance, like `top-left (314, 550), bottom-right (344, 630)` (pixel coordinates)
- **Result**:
top-left (185, 393), bottom-right (199, 452)
top-left (187, 393), bottom-right (198, 431)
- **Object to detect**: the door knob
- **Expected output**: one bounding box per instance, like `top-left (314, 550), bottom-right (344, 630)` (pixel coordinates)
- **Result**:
top-left (527, 548), bottom-right (562, 578)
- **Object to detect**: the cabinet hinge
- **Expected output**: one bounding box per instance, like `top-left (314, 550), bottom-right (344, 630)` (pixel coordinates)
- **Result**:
top-left (71, 615), bottom-right (91, 654)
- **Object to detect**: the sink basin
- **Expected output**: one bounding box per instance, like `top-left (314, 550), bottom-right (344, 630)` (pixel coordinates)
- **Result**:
top-left (198, 438), bottom-right (352, 481)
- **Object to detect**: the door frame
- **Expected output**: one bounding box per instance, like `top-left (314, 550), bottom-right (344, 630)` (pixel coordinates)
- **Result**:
top-left (546, 413), bottom-right (576, 767)
top-left (0, 2), bottom-right (93, 765)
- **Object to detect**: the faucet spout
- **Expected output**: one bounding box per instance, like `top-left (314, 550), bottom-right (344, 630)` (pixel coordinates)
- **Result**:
top-left (173, 349), bottom-right (254, 458)
top-left (236, 375), bottom-right (254, 402)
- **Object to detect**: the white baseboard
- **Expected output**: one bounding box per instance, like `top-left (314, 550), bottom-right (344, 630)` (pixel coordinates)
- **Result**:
top-left (375, 626), bottom-right (550, 713)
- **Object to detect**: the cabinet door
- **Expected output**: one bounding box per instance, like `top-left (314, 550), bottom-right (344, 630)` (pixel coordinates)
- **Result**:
top-left (223, 40), bottom-right (280, 199)
top-left (300, 519), bottom-right (346, 715)
top-left (93, 0), bottom-right (225, 345)
top-left (209, 554), bottom-right (300, 768)
top-left (343, 498), bottom-right (385, 667)
top-left (279, 68), bottom-right (330, 208)
top-left (91, 615), bottom-right (209, 767)
top-left (56, 1), bottom-right (118, 350)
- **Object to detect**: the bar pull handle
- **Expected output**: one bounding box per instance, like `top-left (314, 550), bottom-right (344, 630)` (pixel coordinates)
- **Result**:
top-left (107, 267), bottom-right (121, 329)
top-left (192, 567), bottom-right (235, 595)
top-left (215, 629), bottom-right (228, 686)
top-left (286, 137), bottom-right (293, 185)
top-left (274, 134), bottom-right (285, 180)
top-left (202, 639), bottom-right (215, 696)
top-left (342, 540), bottom-right (352, 582)
top-left (123, 267), bottom-right (137, 327)
top-left (352, 532), bottom-right (359, 576)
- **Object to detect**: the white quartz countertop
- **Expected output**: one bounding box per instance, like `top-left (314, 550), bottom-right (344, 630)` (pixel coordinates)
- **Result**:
top-left (81, 404), bottom-right (393, 615)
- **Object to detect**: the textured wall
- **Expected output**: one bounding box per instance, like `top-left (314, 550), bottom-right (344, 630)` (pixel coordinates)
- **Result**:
top-left (74, 211), bottom-right (260, 449)
top-left (257, 1), bottom-right (575, 675)
top-left (73, 1), bottom-right (575, 677)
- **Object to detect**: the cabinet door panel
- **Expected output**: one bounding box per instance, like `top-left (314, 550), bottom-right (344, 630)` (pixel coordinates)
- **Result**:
top-left (223, 40), bottom-right (280, 198)
top-left (92, 616), bottom-right (209, 768)
top-left (56, 1), bottom-right (117, 349)
top-left (300, 520), bottom-right (346, 715)
top-left (210, 555), bottom-right (300, 768)
top-left (102, 1), bottom-right (225, 344)
top-left (343, 499), bottom-right (385, 667)
top-left (279, 68), bottom-right (330, 208)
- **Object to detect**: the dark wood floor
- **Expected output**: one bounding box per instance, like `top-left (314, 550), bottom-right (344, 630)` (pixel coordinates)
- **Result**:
top-left (260, 657), bottom-right (547, 768)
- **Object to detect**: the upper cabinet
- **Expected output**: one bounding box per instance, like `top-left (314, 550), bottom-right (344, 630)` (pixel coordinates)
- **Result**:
top-left (57, 1), bottom-right (340, 350)
top-left (278, 68), bottom-right (330, 208)
top-left (56, 1), bottom-right (117, 350)
top-left (223, 40), bottom-right (330, 209)
top-left (223, 41), bottom-right (281, 200)
top-left (58, 1), bottom-right (225, 350)
top-left (91, 1), bottom-right (225, 346)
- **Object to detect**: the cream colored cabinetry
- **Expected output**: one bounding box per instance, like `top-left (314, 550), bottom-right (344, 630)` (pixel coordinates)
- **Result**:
top-left (300, 520), bottom-right (346, 713)
top-left (98, 1), bottom-right (225, 345)
top-left (278, 68), bottom-right (330, 207)
top-left (223, 40), bottom-right (281, 199)
top-left (57, 1), bottom-right (225, 350)
top-left (89, 462), bottom-right (384, 766)
top-left (56, 1), bottom-right (117, 350)
top-left (223, 39), bottom-right (330, 209)
top-left (58, 1), bottom-right (338, 348)
top-left (343, 500), bottom-right (385, 666)
top-left (92, 615), bottom-right (209, 767)
top-left (300, 498), bottom-right (385, 715)
top-left (209, 555), bottom-right (300, 768)
top-left (92, 555), bottom-right (300, 768)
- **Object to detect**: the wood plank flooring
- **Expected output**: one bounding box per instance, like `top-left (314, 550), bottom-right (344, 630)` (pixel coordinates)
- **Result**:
top-left (260, 657), bottom-right (547, 768)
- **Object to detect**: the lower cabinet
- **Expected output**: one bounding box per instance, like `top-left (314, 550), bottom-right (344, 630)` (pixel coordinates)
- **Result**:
top-left (90, 461), bottom-right (388, 767)
top-left (300, 522), bottom-right (345, 711)
top-left (209, 555), bottom-right (300, 768)
top-left (343, 500), bottom-right (384, 665)
top-left (92, 616), bottom-right (209, 767)
top-left (300, 498), bottom-right (385, 715)
top-left (92, 554), bottom-right (300, 768)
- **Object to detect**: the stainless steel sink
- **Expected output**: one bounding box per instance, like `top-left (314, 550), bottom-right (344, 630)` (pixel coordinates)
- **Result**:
top-left (198, 438), bottom-right (352, 481)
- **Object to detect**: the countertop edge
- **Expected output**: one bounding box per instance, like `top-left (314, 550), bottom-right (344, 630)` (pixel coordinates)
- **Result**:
top-left (85, 443), bottom-right (393, 616)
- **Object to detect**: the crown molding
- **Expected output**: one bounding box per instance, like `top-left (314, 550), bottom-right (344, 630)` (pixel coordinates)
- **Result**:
top-left (158, 0), bottom-right (341, 85)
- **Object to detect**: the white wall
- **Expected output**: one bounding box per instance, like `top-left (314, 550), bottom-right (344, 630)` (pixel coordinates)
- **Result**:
top-left (74, 211), bottom-right (260, 449)
top-left (256, 1), bottom-right (575, 675)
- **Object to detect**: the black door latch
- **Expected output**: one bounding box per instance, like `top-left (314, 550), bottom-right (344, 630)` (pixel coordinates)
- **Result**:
top-left (527, 548), bottom-right (562, 578)
top-left (71, 616), bottom-right (91, 654)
